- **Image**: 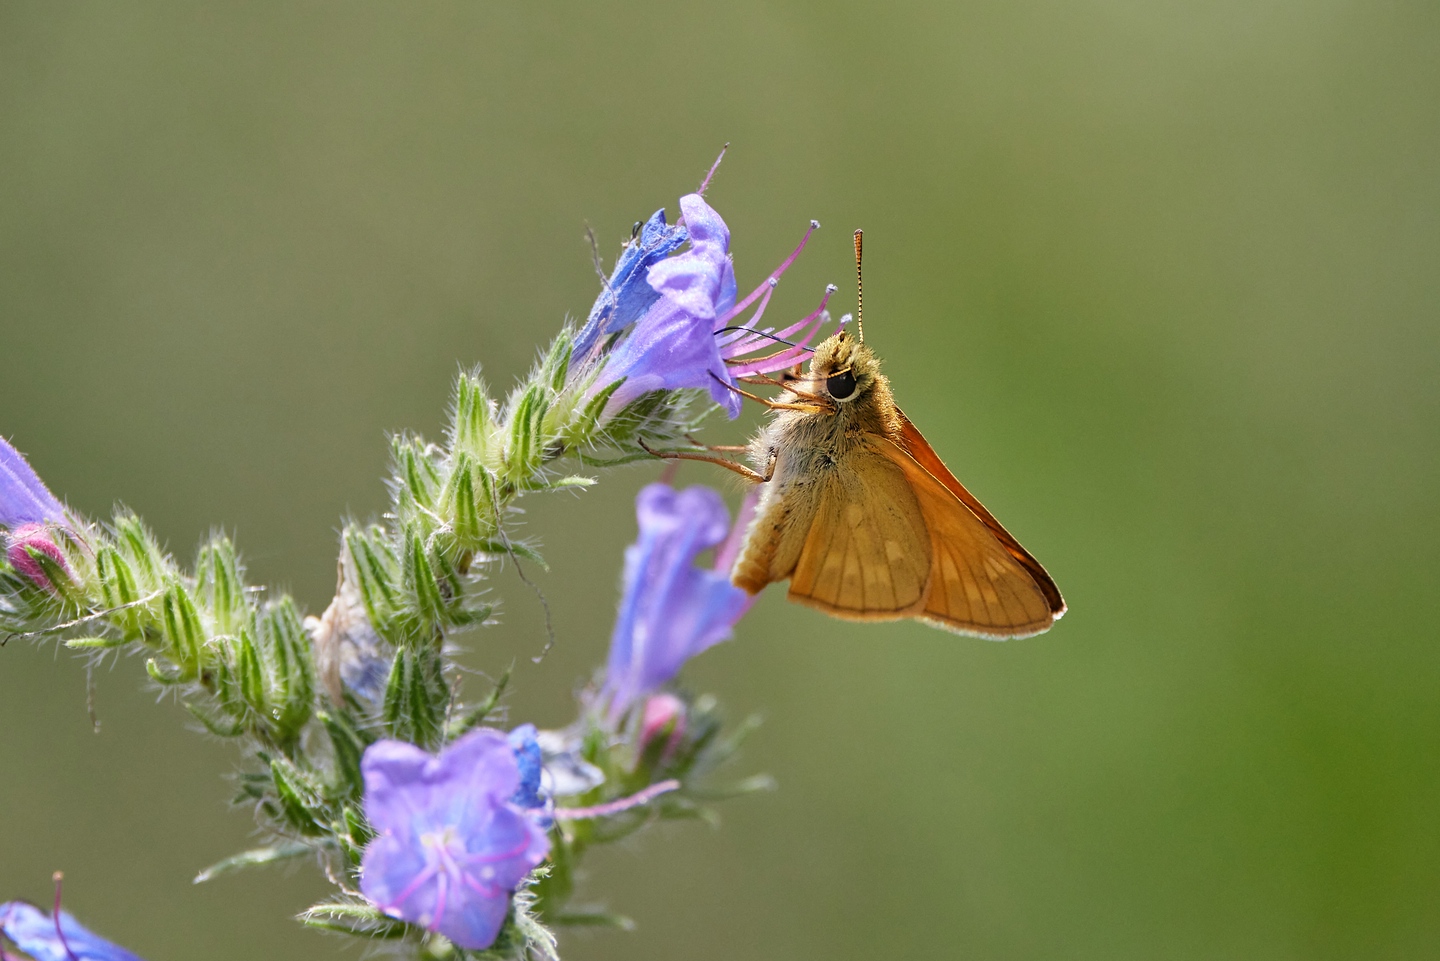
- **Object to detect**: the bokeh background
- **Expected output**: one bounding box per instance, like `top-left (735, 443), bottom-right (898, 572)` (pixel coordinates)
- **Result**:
top-left (3, 3), bottom-right (1438, 959)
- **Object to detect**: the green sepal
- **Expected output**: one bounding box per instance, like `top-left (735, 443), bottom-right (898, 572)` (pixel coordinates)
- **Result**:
top-left (195, 536), bottom-right (248, 636)
top-left (268, 755), bottom-right (326, 836)
top-left (451, 371), bottom-right (500, 468)
top-left (511, 473), bottom-right (596, 493)
top-left (299, 899), bottom-right (410, 939)
top-left (257, 597), bottom-right (315, 742)
top-left (561, 377), bottom-right (625, 450)
top-left (343, 524), bottom-right (403, 642)
top-left (185, 700), bottom-right (245, 738)
top-left (193, 842), bottom-right (310, 883)
top-left (319, 709), bottom-right (370, 798)
top-left (543, 330), bottom-right (572, 396)
top-left (64, 636), bottom-right (128, 650)
top-left (160, 582), bottom-right (205, 679)
top-left (392, 435), bottom-right (443, 513)
top-left (94, 546), bottom-right (147, 638)
top-left (145, 657), bottom-right (184, 685)
top-left (383, 647), bottom-right (444, 748)
top-left (445, 667), bottom-right (510, 739)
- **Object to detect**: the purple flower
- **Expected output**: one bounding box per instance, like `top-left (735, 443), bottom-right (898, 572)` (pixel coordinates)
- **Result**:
top-left (585, 190), bottom-right (835, 421)
top-left (0, 901), bottom-right (145, 961)
top-left (1, 438), bottom-right (72, 591)
top-left (571, 207), bottom-right (688, 363)
top-left (360, 728), bottom-right (550, 950)
top-left (0, 437), bottom-right (64, 530)
top-left (602, 483), bottom-right (756, 717)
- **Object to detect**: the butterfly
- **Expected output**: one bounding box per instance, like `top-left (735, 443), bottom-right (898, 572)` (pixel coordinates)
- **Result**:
top-left (654, 230), bottom-right (1065, 638)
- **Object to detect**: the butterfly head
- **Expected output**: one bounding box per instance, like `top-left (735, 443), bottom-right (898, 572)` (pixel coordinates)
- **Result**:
top-left (810, 329), bottom-right (880, 405)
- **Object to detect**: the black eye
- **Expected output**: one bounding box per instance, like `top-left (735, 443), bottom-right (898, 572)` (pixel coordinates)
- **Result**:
top-left (826, 369), bottom-right (857, 400)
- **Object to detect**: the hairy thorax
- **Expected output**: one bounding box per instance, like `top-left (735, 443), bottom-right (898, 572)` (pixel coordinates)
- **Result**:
top-left (733, 335), bottom-right (904, 593)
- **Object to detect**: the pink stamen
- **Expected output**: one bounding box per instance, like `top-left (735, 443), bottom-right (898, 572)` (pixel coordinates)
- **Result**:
top-left (51, 872), bottom-right (77, 961)
top-left (457, 836), bottom-right (535, 866)
top-left (716, 219), bottom-right (820, 330)
top-left (697, 144), bottom-right (729, 196)
top-left (429, 872), bottom-right (448, 934)
top-left (716, 282), bottom-right (777, 348)
top-left (386, 863), bottom-right (440, 914)
top-left (722, 286), bottom-right (837, 374)
top-left (555, 779), bottom-right (681, 820)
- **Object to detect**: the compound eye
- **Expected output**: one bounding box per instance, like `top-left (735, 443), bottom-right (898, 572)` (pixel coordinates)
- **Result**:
top-left (826, 368), bottom-right (858, 401)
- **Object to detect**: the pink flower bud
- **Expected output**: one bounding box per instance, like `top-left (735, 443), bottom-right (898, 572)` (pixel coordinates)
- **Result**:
top-left (6, 522), bottom-right (70, 591)
top-left (640, 693), bottom-right (687, 761)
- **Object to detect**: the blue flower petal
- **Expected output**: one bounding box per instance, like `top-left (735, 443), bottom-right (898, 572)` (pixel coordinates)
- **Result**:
top-left (572, 208), bottom-right (687, 361)
top-left (360, 728), bottom-right (550, 951)
top-left (0, 437), bottom-right (64, 529)
top-left (0, 902), bottom-right (146, 961)
top-left (603, 484), bottom-right (753, 716)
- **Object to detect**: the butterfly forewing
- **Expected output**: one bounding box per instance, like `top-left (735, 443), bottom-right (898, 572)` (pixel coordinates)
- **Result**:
top-left (894, 410), bottom-right (1066, 620)
top-left (878, 436), bottom-right (1059, 637)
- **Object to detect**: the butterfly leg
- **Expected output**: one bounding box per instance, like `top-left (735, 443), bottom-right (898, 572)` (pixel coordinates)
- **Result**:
top-left (637, 438), bottom-right (773, 484)
top-left (684, 434), bottom-right (748, 453)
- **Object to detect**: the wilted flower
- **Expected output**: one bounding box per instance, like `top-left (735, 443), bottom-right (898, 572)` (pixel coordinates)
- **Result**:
top-left (360, 728), bottom-right (550, 950)
top-left (0, 901), bottom-right (145, 961)
top-left (1, 437), bottom-right (72, 591)
top-left (306, 551), bottom-right (390, 706)
top-left (603, 483), bottom-right (755, 717)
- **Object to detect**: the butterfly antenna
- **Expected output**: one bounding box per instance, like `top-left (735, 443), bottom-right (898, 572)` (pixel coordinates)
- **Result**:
top-left (853, 228), bottom-right (865, 342)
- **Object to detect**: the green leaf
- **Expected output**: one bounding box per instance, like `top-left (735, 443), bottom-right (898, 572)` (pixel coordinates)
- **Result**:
top-left (193, 842), bottom-right (310, 883)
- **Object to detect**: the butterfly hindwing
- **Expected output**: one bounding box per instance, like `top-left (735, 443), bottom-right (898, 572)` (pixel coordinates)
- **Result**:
top-left (786, 440), bottom-right (931, 618)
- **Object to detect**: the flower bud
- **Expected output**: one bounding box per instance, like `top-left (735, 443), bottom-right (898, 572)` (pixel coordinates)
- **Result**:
top-left (6, 522), bottom-right (70, 591)
top-left (640, 693), bottom-right (687, 761)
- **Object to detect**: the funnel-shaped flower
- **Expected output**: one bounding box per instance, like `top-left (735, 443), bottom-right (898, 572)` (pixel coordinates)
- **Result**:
top-left (0, 901), bottom-right (146, 961)
top-left (1, 437), bottom-right (73, 590)
top-left (603, 483), bottom-right (756, 717)
top-left (0, 437), bottom-right (64, 530)
top-left (585, 192), bottom-right (834, 421)
top-left (359, 728), bottom-right (550, 951)
top-left (571, 208), bottom-right (688, 363)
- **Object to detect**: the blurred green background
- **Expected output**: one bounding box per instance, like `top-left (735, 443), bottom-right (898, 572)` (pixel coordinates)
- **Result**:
top-left (2, 2), bottom-right (1437, 959)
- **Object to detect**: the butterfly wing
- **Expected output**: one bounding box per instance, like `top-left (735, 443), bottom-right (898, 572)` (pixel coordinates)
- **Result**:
top-left (784, 440), bottom-right (933, 620)
top-left (893, 409), bottom-right (1066, 623)
top-left (734, 414), bottom-right (1063, 638)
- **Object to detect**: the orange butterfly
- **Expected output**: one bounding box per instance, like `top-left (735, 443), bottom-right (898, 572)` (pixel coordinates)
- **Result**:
top-left (649, 230), bottom-right (1064, 637)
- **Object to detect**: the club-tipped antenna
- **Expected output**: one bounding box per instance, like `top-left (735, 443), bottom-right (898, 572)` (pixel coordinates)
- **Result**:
top-left (853, 229), bottom-right (865, 342)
